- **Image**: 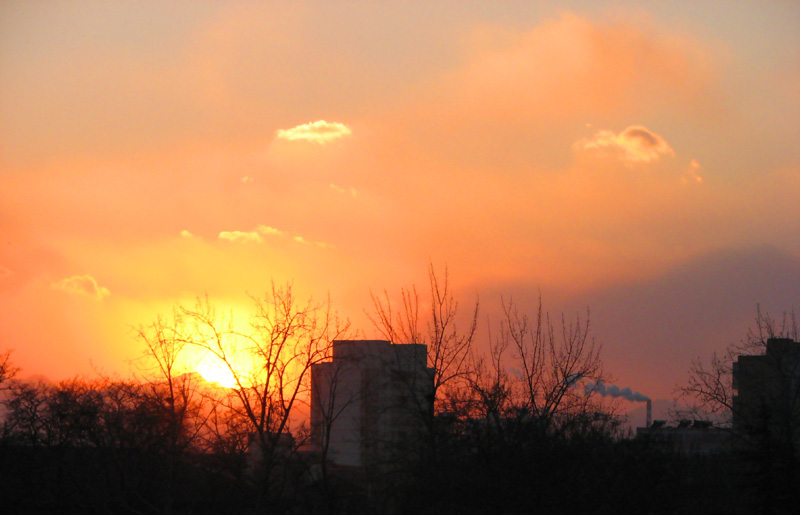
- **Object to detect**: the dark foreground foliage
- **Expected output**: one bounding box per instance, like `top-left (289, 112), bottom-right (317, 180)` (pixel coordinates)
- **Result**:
top-left (1, 434), bottom-right (790, 514)
top-left (0, 369), bottom-right (797, 514)
top-left (0, 445), bottom-right (249, 514)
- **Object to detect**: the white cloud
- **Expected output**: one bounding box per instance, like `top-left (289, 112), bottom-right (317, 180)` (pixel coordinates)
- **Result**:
top-left (218, 230), bottom-right (263, 243)
top-left (218, 225), bottom-right (284, 243)
top-left (52, 275), bottom-right (110, 300)
top-left (573, 125), bottom-right (675, 164)
top-left (219, 225), bottom-right (331, 248)
top-left (276, 120), bottom-right (352, 144)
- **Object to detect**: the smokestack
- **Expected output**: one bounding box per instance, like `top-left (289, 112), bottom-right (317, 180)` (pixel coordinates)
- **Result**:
top-left (646, 399), bottom-right (652, 428)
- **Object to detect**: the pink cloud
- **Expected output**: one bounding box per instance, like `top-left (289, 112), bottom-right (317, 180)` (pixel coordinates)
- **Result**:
top-left (573, 125), bottom-right (675, 164)
top-left (682, 159), bottom-right (703, 184)
top-left (385, 12), bottom-right (719, 172)
top-left (439, 13), bottom-right (716, 120)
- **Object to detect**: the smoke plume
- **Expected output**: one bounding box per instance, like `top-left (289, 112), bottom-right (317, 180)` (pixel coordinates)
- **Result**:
top-left (585, 381), bottom-right (649, 402)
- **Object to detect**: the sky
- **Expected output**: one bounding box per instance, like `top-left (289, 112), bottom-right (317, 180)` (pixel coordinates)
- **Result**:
top-left (1, 1), bottom-right (798, 407)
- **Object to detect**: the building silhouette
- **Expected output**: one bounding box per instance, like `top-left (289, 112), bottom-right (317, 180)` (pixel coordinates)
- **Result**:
top-left (635, 419), bottom-right (732, 454)
top-left (310, 340), bottom-right (433, 469)
top-left (732, 337), bottom-right (800, 445)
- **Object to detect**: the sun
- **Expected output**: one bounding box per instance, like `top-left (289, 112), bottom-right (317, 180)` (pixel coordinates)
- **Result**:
top-left (195, 359), bottom-right (237, 388)
top-left (183, 347), bottom-right (241, 389)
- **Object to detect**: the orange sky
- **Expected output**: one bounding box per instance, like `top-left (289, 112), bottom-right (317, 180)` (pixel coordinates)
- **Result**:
top-left (1, 1), bottom-right (798, 403)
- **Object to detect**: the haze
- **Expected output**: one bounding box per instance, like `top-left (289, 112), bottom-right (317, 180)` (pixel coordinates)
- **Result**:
top-left (1, 1), bottom-right (798, 403)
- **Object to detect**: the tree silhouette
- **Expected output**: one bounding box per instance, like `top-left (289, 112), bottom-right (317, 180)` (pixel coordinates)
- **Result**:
top-left (369, 263), bottom-right (478, 456)
top-left (0, 350), bottom-right (19, 389)
top-left (179, 284), bottom-right (349, 509)
top-left (493, 296), bottom-right (608, 439)
top-left (135, 309), bottom-right (209, 512)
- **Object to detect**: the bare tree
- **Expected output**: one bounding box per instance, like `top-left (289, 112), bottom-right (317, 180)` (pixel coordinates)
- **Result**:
top-left (2, 379), bottom-right (49, 447)
top-left (134, 309), bottom-right (209, 513)
top-left (0, 350), bottom-right (19, 389)
top-left (497, 296), bottom-right (606, 439)
top-left (136, 309), bottom-right (209, 446)
top-left (180, 283), bottom-right (348, 506)
top-left (463, 323), bottom-right (513, 444)
top-left (369, 263), bottom-right (478, 418)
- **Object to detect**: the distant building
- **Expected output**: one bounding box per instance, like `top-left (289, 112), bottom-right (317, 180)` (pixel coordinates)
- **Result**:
top-left (732, 337), bottom-right (800, 445)
top-left (636, 420), bottom-right (732, 455)
top-left (635, 337), bottom-right (800, 455)
top-left (310, 340), bottom-right (433, 469)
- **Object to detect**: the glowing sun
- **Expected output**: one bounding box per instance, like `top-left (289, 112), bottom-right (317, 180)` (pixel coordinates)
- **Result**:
top-left (194, 358), bottom-right (237, 388)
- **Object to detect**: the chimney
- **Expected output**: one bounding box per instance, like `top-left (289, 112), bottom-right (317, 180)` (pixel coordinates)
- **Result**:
top-left (646, 399), bottom-right (652, 428)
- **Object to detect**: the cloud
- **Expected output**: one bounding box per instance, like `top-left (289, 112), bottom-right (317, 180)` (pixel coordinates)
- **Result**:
top-left (241, 176), bottom-right (254, 183)
top-left (431, 13), bottom-right (717, 124)
top-left (180, 230), bottom-right (194, 239)
top-left (682, 159), bottom-right (703, 184)
top-left (293, 235), bottom-right (332, 248)
top-left (217, 225), bottom-right (286, 244)
top-left (52, 275), bottom-right (110, 300)
top-left (0, 265), bottom-right (13, 279)
top-left (275, 120), bottom-right (352, 143)
top-left (283, 227), bottom-right (332, 248)
top-left (399, 12), bottom-right (718, 170)
top-left (573, 125), bottom-right (675, 164)
top-left (257, 225), bottom-right (284, 236)
top-left (330, 183), bottom-right (357, 197)
top-left (218, 230), bottom-right (263, 243)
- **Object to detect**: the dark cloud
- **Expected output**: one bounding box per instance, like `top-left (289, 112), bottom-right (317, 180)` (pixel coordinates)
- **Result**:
top-left (471, 245), bottom-right (800, 399)
top-left (622, 126), bottom-right (660, 147)
top-left (581, 245), bottom-right (800, 397)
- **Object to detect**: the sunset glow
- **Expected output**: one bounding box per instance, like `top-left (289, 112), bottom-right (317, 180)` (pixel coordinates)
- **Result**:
top-left (1, 1), bottom-right (798, 408)
top-left (193, 356), bottom-right (237, 389)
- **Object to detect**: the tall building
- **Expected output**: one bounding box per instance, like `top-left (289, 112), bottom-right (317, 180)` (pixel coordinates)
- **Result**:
top-left (732, 337), bottom-right (800, 445)
top-left (310, 340), bottom-right (433, 469)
